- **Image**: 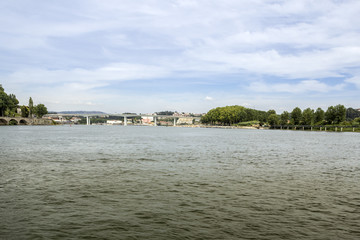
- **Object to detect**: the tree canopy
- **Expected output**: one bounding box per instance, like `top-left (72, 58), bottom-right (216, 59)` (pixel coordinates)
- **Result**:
top-left (200, 105), bottom-right (267, 125)
top-left (201, 104), bottom-right (357, 126)
top-left (34, 104), bottom-right (48, 118)
top-left (0, 85), bottom-right (19, 117)
top-left (0, 84), bottom-right (48, 118)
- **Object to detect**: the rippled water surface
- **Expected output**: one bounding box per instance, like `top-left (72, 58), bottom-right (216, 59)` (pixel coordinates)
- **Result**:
top-left (1, 125), bottom-right (359, 239)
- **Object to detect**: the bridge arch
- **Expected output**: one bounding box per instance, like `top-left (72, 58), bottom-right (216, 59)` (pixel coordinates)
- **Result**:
top-left (0, 118), bottom-right (7, 125)
top-left (8, 119), bottom-right (18, 125)
top-left (19, 119), bottom-right (28, 125)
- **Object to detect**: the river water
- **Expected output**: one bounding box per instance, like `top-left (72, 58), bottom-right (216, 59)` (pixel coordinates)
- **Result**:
top-left (0, 125), bottom-right (359, 239)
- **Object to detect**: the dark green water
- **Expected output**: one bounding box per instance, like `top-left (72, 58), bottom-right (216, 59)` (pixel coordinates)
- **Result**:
top-left (1, 125), bottom-right (359, 239)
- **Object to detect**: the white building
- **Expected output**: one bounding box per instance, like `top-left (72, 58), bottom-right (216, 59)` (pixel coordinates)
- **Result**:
top-left (141, 116), bottom-right (154, 125)
top-left (107, 120), bottom-right (122, 125)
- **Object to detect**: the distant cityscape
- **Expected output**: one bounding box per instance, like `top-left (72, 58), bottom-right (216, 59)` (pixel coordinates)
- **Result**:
top-left (46, 111), bottom-right (205, 126)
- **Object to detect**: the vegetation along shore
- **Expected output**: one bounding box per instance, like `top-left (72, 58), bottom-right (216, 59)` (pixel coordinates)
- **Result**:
top-left (200, 105), bottom-right (360, 132)
top-left (0, 84), bottom-right (50, 125)
top-left (1, 83), bottom-right (360, 131)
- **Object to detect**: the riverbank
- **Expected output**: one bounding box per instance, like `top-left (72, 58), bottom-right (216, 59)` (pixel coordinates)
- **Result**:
top-left (0, 117), bottom-right (54, 125)
top-left (173, 124), bottom-right (263, 130)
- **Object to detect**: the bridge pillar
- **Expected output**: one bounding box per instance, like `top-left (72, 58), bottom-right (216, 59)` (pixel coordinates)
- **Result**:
top-left (173, 118), bottom-right (176, 126)
top-left (154, 117), bottom-right (157, 126)
top-left (86, 116), bottom-right (90, 125)
top-left (124, 116), bottom-right (127, 126)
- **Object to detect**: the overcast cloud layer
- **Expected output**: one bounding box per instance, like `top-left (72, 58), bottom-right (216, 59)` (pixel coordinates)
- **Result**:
top-left (1, 0), bottom-right (360, 113)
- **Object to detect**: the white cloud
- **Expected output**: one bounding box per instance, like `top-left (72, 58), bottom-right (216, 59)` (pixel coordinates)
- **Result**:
top-left (4, 63), bottom-right (169, 86)
top-left (248, 80), bottom-right (346, 93)
top-left (188, 47), bottom-right (360, 79)
top-left (345, 76), bottom-right (360, 89)
top-left (1, 0), bottom-right (360, 112)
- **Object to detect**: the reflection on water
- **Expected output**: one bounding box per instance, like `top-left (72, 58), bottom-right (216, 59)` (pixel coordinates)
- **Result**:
top-left (1, 126), bottom-right (359, 239)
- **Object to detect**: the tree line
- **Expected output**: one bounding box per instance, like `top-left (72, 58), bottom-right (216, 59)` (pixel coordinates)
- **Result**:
top-left (201, 105), bottom-right (360, 126)
top-left (0, 84), bottom-right (48, 118)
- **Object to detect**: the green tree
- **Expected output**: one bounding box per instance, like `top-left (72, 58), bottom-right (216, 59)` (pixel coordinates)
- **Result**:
top-left (267, 109), bottom-right (276, 115)
top-left (302, 108), bottom-right (314, 125)
top-left (325, 105), bottom-right (346, 124)
top-left (280, 111), bottom-right (290, 125)
top-left (20, 105), bottom-right (30, 117)
top-left (353, 117), bottom-right (360, 125)
top-left (7, 94), bottom-right (19, 116)
top-left (0, 85), bottom-right (8, 116)
top-left (34, 104), bottom-right (48, 118)
top-left (346, 108), bottom-right (360, 120)
top-left (201, 105), bottom-right (266, 125)
top-left (325, 106), bottom-right (336, 124)
top-left (291, 107), bottom-right (302, 125)
top-left (334, 104), bottom-right (346, 124)
top-left (29, 97), bottom-right (34, 118)
top-left (314, 108), bottom-right (325, 124)
top-left (268, 113), bottom-right (279, 126)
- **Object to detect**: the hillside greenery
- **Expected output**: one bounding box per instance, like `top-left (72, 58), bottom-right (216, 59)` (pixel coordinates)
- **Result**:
top-left (201, 105), bottom-right (359, 126)
top-left (0, 84), bottom-right (48, 118)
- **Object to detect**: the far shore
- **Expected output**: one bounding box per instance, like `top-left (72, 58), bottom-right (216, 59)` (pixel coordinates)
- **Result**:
top-left (173, 124), bottom-right (263, 130)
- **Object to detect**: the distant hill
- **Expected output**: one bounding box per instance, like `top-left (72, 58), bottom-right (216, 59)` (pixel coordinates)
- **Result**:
top-left (51, 111), bottom-right (107, 115)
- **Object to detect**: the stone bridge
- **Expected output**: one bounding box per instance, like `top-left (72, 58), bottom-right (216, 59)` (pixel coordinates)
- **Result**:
top-left (0, 117), bottom-right (52, 125)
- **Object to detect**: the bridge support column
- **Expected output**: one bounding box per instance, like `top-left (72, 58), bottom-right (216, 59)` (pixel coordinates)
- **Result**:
top-left (86, 116), bottom-right (90, 125)
top-left (173, 118), bottom-right (177, 126)
top-left (154, 117), bottom-right (157, 126)
top-left (124, 116), bottom-right (127, 126)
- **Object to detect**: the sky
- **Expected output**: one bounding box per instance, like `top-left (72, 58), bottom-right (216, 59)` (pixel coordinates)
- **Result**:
top-left (1, 0), bottom-right (360, 114)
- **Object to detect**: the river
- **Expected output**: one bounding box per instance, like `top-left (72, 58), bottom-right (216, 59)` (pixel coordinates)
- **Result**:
top-left (1, 125), bottom-right (359, 239)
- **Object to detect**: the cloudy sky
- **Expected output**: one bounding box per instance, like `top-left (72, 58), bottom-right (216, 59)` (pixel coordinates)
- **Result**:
top-left (1, 0), bottom-right (360, 113)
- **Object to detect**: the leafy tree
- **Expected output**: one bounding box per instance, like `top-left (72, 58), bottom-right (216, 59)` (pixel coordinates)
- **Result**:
top-left (353, 117), bottom-right (360, 125)
top-left (267, 109), bottom-right (276, 115)
top-left (346, 108), bottom-right (360, 121)
top-left (302, 108), bottom-right (314, 125)
top-left (314, 108), bottom-right (325, 124)
top-left (291, 107), bottom-right (302, 125)
top-left (34, 104), bottom-right (48, 118)
top-left (201, 105), bottom-right (266, 125)
top-left (20, 105), bottom-right (30, 117)
top-left (266, 109), bottom-right (276, 122)
top-left (0, 86), bottom-right (19, 117)
top-left (0, 85), bottom-right (8, 116)
top-left (268, 114), bottom-right (279, 126)
top-left (29, 97), bottom-right (34, 118)
top-left (325, 105), bottom-right (346, 124)
top-left (333, 104), bottom-right (346, 124)
top-left (280, 111), bottom-right (290, 125)
top-left (325, 106), bottom-right (336, 124)
top-left (8, 94), bottom-right (19, 109)
top-left (155, 111), bottom-right (174, 116)
top-left (7, 94), bottom-right (19, 116)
